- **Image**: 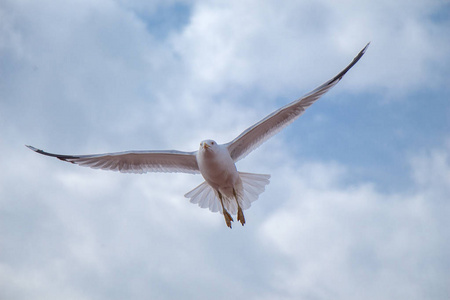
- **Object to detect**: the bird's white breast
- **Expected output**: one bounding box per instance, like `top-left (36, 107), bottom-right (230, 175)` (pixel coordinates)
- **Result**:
top-left (197, 144), bottom-right (239, 190)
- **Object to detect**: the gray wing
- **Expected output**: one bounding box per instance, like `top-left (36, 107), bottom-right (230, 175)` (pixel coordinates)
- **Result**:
top-left (225, 43), bottom-right (369, 162)
top-left (26, 145), bottom-right (199, 174)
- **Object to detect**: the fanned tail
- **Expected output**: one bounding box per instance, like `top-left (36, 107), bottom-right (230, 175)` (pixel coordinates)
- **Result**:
top-left (184, 181), bottom-right (221, 213)
top-left (238, 172), bottom-right (271, 210)
top-left (184, 172), bottom-right (270, 214)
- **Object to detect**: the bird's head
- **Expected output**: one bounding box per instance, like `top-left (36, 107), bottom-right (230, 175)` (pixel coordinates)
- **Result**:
top-left (199, 140), bottom-right (217, 152)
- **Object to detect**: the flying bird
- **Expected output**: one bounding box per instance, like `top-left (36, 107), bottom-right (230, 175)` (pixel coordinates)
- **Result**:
top-left (27, 43), bottom-right (369, 228)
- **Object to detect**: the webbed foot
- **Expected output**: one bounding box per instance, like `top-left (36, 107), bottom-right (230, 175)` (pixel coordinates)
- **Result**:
top-left (223, 210), bottom-right (234, 228)
top-left (237, 206), bottom-right (245, 226)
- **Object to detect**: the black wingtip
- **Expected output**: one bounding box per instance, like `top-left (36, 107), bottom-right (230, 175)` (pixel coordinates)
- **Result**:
top-left (351, 42), bottom-right (370, 66)
top-left (361, 42), bottom-right (370, 55)
top-left (332, 42), bottom-right (370, 82)
top-left (25, 145), bottom-right (80, 162)
top-left (26, 145), bottom-right (37, 151)
top-left (26, 145), bottom-right (45, 154)
top-left (301, 42), bottom-right (370, 99)
top-left (26, 144), bottom-right (53, 157)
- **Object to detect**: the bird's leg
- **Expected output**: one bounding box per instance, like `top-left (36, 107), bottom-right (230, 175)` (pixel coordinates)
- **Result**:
top-left (233, 188), bottom-right (245, 226)
top-left (218, 191), bottom-right (233, 228)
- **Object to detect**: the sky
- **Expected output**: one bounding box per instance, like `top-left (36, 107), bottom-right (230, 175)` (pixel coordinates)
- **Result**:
top-left (1, 0), bottom-right (449, 299)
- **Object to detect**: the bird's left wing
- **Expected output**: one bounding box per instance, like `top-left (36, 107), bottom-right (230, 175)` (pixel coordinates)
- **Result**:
top-left (26, 145), bottom-right (200, 174)
top-left (226, 43), bottom-right (369, 162)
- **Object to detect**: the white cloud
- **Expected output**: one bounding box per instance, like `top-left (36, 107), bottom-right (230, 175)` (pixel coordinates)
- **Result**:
top-left (257, 142), bottom-right (450, 299)
top-left (1, 0), bottom-right (449, 299)
top-left (168, 0), bottom-right (449, 102)
top-left (5, 139), bottom-right (449, 300)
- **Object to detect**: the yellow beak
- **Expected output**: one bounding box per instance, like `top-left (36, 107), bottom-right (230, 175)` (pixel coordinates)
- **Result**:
top-left (203, 143), bottom-right (210, 149)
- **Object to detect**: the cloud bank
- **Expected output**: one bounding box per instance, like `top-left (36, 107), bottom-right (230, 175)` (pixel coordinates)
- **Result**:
top-left (1, 0), bottom-right (449, 299)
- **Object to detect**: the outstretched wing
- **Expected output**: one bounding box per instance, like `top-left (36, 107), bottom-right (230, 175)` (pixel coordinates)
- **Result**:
top-left (26, 145), bottom-right (199, 174)
top-left (226, 43), bottom-right (369, 162)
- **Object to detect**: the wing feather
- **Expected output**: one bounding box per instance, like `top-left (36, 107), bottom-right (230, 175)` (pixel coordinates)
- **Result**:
top-left (26, 145), bottom-right (199, 174)
top-left (226, 43), bottom-right (369, 162)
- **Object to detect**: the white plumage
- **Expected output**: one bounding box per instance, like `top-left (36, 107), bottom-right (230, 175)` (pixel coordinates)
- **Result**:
top-left (27, 43), bottom-right (369, 228)
top-left (185, 172), bottom-right (270, 214)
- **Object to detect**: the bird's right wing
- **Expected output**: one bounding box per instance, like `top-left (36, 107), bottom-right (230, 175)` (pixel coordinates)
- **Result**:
top-left (26, 145), bottom-right (200, 174)
top-left (226, 43), bottom-right (369, 162)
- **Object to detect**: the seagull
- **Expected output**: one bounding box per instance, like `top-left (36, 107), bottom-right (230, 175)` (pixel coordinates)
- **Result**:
top-left (27, 43), bottom-right (369, 228)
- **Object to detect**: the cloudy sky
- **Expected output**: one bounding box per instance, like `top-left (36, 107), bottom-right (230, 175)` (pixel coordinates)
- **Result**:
top-left (1, 0), bottom-right (449, 299)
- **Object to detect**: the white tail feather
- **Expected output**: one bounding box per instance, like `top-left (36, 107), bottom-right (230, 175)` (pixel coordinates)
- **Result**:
top-left (184, 172), bottom-right (270, 214)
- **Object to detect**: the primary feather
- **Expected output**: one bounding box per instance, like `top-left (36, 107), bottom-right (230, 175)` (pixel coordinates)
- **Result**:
top-left (225, 42), bottom-right (370, 162)
top-left (25, 145), bottom-right (199, 174)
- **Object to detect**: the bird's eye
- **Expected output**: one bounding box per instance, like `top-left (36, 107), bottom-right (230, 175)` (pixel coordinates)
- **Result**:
top-left (211, 141), bottom-right (214, 145)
